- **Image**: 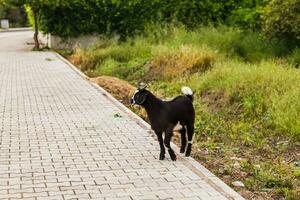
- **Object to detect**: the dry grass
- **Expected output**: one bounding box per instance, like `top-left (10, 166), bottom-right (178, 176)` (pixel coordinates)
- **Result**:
top-left (89, 75), bottom-right (148, 120)
top-left (146, 46), bottom-right (216, 80)
top-left (68, 48), bottom-right (88, 70)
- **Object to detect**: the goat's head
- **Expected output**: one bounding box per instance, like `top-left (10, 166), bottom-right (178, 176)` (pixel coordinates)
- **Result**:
top-left (131, 84), bottom-right (149, 105)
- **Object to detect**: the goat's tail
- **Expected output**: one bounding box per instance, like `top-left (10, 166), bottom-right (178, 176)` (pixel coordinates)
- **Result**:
top-left (181, 86), bottom-right (193, 102)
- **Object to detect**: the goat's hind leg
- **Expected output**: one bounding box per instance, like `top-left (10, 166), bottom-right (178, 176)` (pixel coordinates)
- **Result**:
top-left (155, 131), bottom-right (165, 160)
top-left (185, 123), bottom-right (194, 157)
top-left (179, 125), bottom-right (187, 153)
top-left (164, 127), bottom-right (176, 161)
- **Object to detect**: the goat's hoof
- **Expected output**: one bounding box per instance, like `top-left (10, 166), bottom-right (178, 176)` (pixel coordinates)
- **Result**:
top-left (180, 148), bottom-right (185, 153)
top-left (159, 154), bottom-right (165, 160)
top-left (185, 151), bottom-right (191, 157)
top-left (169, 151), bottom-right (177, 161)
top-left (170, 155), bottom-right (177, 161)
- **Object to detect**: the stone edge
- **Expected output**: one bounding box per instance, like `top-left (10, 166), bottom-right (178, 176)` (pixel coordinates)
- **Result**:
top-left (54, 52), bottom-right (245, 200)
top-left (0, 27), bottom-right (32, 33)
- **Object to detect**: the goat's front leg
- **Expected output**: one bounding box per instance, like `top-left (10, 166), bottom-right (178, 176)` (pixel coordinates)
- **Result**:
top-left (155, 131), bottom-right (165, 160)
top-left (164, 127), bottom-right (176, 161)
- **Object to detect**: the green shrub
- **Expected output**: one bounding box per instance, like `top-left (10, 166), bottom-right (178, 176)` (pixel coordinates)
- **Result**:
top-left (0, 1), bottom-right (28, 27)
top-left (227, 0), bottom-right (269, 30)
top-left (262, 0), bottom-right (300, 44)
top-left (288, 48), bottom-right (300, 68)
top-left (29, 0), bottom-right (277, 39)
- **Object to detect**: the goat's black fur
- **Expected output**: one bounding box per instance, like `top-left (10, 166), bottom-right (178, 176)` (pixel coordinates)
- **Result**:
top-left (131, 87), bottom-right (195, 161)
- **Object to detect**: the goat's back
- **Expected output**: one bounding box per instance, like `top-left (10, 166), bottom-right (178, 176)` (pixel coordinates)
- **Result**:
top-left (164, 96), bottom-right (195, 124)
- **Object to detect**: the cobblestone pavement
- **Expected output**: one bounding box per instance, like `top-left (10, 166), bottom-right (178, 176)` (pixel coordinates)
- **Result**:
top-left (0, 31), bottom-right (244, 200)
top-left (0, 31), bottom-right (34, 51)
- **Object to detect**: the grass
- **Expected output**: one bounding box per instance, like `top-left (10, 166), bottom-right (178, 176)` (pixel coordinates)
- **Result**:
top-left (145, 45), bottom-right (215, 80)
top-left (66, 25), bottom-right (300, 199)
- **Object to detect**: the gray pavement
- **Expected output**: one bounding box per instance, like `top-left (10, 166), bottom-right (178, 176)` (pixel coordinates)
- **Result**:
top-left (0, 31), bottom-right (244, 200)
top-left (0, 30), bottom-right (34, 51)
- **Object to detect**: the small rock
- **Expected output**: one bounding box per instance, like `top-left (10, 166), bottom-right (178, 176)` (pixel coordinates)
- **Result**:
top-left (254, 164), bottom-right (261, 169)
top-left (204, 148), bottom-right (209, 154)
top-left (114, 113), bottom-right (122, 118)
top-left (218, 168), bottom-right (225, 174)
top-left (223, 175), bottom-right (231, 180)
top-left (230, 156), bottom-right (243, 161)
top-left (261, 188), bottom-right (272, 192)
top-left (233, 162), bottom-right (241, 169)
top-left (240, 171), bottom-right (248, 177)
top-left (276, 140), bottom-right (289, 146)
top-left (45, 58), bottom-right (54, 61)
top-left (232, 181), bottom-right (245, 187)
top-left (294, 161), bottom-right (300, 167)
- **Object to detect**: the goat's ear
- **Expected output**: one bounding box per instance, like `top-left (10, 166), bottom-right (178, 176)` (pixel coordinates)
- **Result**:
top-left (138, 83), bottom-right (147, 91)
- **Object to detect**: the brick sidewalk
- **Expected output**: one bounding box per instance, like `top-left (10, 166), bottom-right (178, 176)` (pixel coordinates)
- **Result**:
top-left (0, 34), bottom-right (244, 200)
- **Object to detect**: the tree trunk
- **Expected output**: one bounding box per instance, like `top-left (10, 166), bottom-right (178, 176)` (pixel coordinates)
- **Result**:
top-left (32, 8), bottom-right (39, 50)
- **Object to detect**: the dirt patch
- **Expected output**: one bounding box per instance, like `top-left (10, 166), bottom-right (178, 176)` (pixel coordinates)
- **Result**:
top-left (90, 76), bottom-right (136, 105)
top-left (90, 76), bottom-right (149, 120)
top-left (201, 91), bottom-right (244, 119)
top-left (201, 91), bottom-right (227, 113)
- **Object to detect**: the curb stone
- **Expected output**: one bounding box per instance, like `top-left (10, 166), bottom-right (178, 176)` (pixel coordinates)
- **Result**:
top-left (0, 27), bottom-right (32, 33)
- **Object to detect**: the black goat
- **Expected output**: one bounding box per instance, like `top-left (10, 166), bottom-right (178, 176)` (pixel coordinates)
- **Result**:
top-left (131, 85), bottom-right (195, 161)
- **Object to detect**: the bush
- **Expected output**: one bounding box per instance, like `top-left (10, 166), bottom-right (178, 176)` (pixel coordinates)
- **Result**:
top-left (0, 2), bottom-right (28, 27)
top-left (39, 0), bottom-right (105, 38)
top-left (288, 48), bottom-right (300, 68)
top-left (262, 0), bottom-right (300, 44)
top-left (34, 0), bottom-right (276, 39)
top-left (227, 0), bottom-right (268, 30)
top-left (155, 0), bottom-right (239, 27)
top-left (37, 0), bottom-right (159, 38)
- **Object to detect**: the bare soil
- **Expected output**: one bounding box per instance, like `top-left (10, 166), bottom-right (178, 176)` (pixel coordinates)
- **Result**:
top-left (89, 76), bottom-right (136, 106)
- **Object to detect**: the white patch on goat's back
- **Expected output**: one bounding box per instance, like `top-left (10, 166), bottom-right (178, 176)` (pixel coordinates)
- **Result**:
top-left (164, 97), bottom-right (175, 102)
top-left (181, 86), bottom-right (193, 95)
